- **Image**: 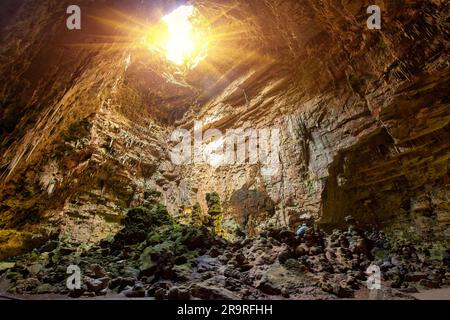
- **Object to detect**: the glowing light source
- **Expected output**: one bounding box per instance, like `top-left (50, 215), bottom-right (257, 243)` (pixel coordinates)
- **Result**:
top-left (163, 5), bottom-right (195, 65)
top-left (147, 5), bottom-right (209, 69)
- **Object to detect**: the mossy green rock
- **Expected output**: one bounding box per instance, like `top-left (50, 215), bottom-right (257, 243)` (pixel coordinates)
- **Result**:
top-left (125, 205), bottom-right (172, 228)
top-left (206, 192), bottom-right (222, 215)
top-left (139, 242), bottom-right (174, 276)
top-left (113, 204), bottom-right (173, 246)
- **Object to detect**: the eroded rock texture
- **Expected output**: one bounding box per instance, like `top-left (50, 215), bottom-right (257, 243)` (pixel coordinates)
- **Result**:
top-left (0, 0), bottom-right (449, 262)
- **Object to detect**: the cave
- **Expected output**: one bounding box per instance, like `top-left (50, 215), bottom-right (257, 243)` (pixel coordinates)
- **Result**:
top-left (0, 0), bottom-right (449, 302)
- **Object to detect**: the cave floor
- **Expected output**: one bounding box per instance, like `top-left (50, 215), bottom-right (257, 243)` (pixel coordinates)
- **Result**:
top-left (2, 286), bottom-right (450, 300)
top-left (1, 207), bottom-right (448, 301)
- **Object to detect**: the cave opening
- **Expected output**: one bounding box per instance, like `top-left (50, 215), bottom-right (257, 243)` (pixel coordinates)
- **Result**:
top-left (144, 4), bottom-right (210, 70)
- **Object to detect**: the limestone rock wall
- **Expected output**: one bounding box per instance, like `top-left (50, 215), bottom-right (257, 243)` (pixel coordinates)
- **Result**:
top-left (168, 0), bottom-right (450, 238)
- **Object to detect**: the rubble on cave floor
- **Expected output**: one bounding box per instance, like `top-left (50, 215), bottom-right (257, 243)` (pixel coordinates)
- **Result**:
top-left (0, 202), bottom-right (449, 300)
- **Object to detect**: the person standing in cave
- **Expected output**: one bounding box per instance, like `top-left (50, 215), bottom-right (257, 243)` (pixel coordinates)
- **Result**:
top-left (296, 223), bottom-right (309, 237)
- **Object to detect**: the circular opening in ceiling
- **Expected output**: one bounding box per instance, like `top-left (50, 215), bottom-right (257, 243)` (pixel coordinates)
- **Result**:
top-left (145, 5), bottom-right (210, 70)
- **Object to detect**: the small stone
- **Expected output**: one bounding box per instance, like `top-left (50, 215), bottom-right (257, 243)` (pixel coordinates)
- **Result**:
top-left (405, 272), bottom-right (428, 282)
top-left (35, 283), bottom-right (53, 294)
top-left (344, 276), bottom-right (360, 290)
top-left (39, 241), bottom-right (59, 253)
top-left (0, 262), bottom-right (15, 273)
top-left (154, 288), bottom-right (168, 300)
top-left (224, 267), bottom-right (240, 279)
top-left (86, 276), bottom-right (110, 293)
top-left (295, 244), bottom-right (309, 257)
top-left (172, 264), bottom-right (191, 282)
top-left (235, 253), bottom-right (247, 265)
top-left (278, 247), bottom-right (293, 264)
top-left (418, 279), bottom-right (440, 289)
top-left (59, 247), bottom-right (76, 255)
top-left (208, 247), bottom-right (221, 258)
top-left (174, 255), bottom-right (187, 265)
top-left (239, 264), bottom-right (253, 272)
top-left (27, 263), bottom-right (44, 275)
top-left (110, 277), bottom-right (136, 291)
top-left (225, 277), bottom-right (242, 291)
top-left (97, 288), bottom-right (108, 296)
top-left (390, 277), bottom-right (403, 288)
top-left (283, 258), bottom-right (307, 273)
top-left (68, 288), bottom-right (85, 298)
top-left (190, 283), bottom-right (236, 300)
top-left (380, 260), bottom-right (393, 271)
top-left (83, 291), bottom-right (96, 297)
top-left (398, 286), bottom-right (419, 293)
top-left (88, 264), bottom-right (108, 278)
top-left (256, 280), bottom-right (281, 296)
top-left (167, 286), bottom-right (191, 300)
top-left (11, 277), bottom-right (40, 293)
top-left (333, 284), bottom-right (354, 298)
top-left (310, 246), bottom-right (323, 255)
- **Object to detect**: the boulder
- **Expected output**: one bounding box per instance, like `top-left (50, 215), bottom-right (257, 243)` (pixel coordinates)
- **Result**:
top-left (109, 277), bottom-right (136, 291)
top-left (418, 278), bottom-right (440, 288)
top-left (278, 246), bottom-right (294, 264)
top-left (256, 280), bottom-right (282, 296)
top-left (154, 288), bottom-right (168, 300)
top-left (405, 272), bottom-right (428, 282)
top-left (39, 241), bottom-right (59, 253)
top-left (86, 276), bottom-right (110, 293)
top-left (167, 286), bottom-right (191, 300)
top-left (87, 264), bottom-right (108, 278)
top-left (124, 285), bottom-right (146, 298)
top-left (35, 283), bottom-right (54, 294)
top-left (190, 283), bottom-right (236, 300)
top-left (295, 244), bottom-right (309, 257)
top-left (333, 284), bottom-right (354, 298)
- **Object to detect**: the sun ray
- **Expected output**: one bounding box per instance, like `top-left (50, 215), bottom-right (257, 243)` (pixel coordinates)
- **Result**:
top-left (145, 5), bottom-right (210, 69)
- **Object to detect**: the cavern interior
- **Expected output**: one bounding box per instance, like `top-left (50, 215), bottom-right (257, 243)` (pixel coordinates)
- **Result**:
top-left (0, 0), bottom-right (449, 301)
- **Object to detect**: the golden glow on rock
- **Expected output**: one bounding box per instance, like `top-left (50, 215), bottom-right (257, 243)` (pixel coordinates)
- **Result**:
top-left (147, 5), bottom-right (209, 69)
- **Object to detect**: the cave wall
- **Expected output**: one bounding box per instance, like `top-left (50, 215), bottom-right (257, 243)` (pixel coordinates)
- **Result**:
top-left (0, 0), bottom-right (448, 257)
top-left (169, 0), bottom-right (449, 238)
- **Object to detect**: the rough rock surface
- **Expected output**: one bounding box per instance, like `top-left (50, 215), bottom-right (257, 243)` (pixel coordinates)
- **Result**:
top-left (1, 203), bottom-right (448, 299)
